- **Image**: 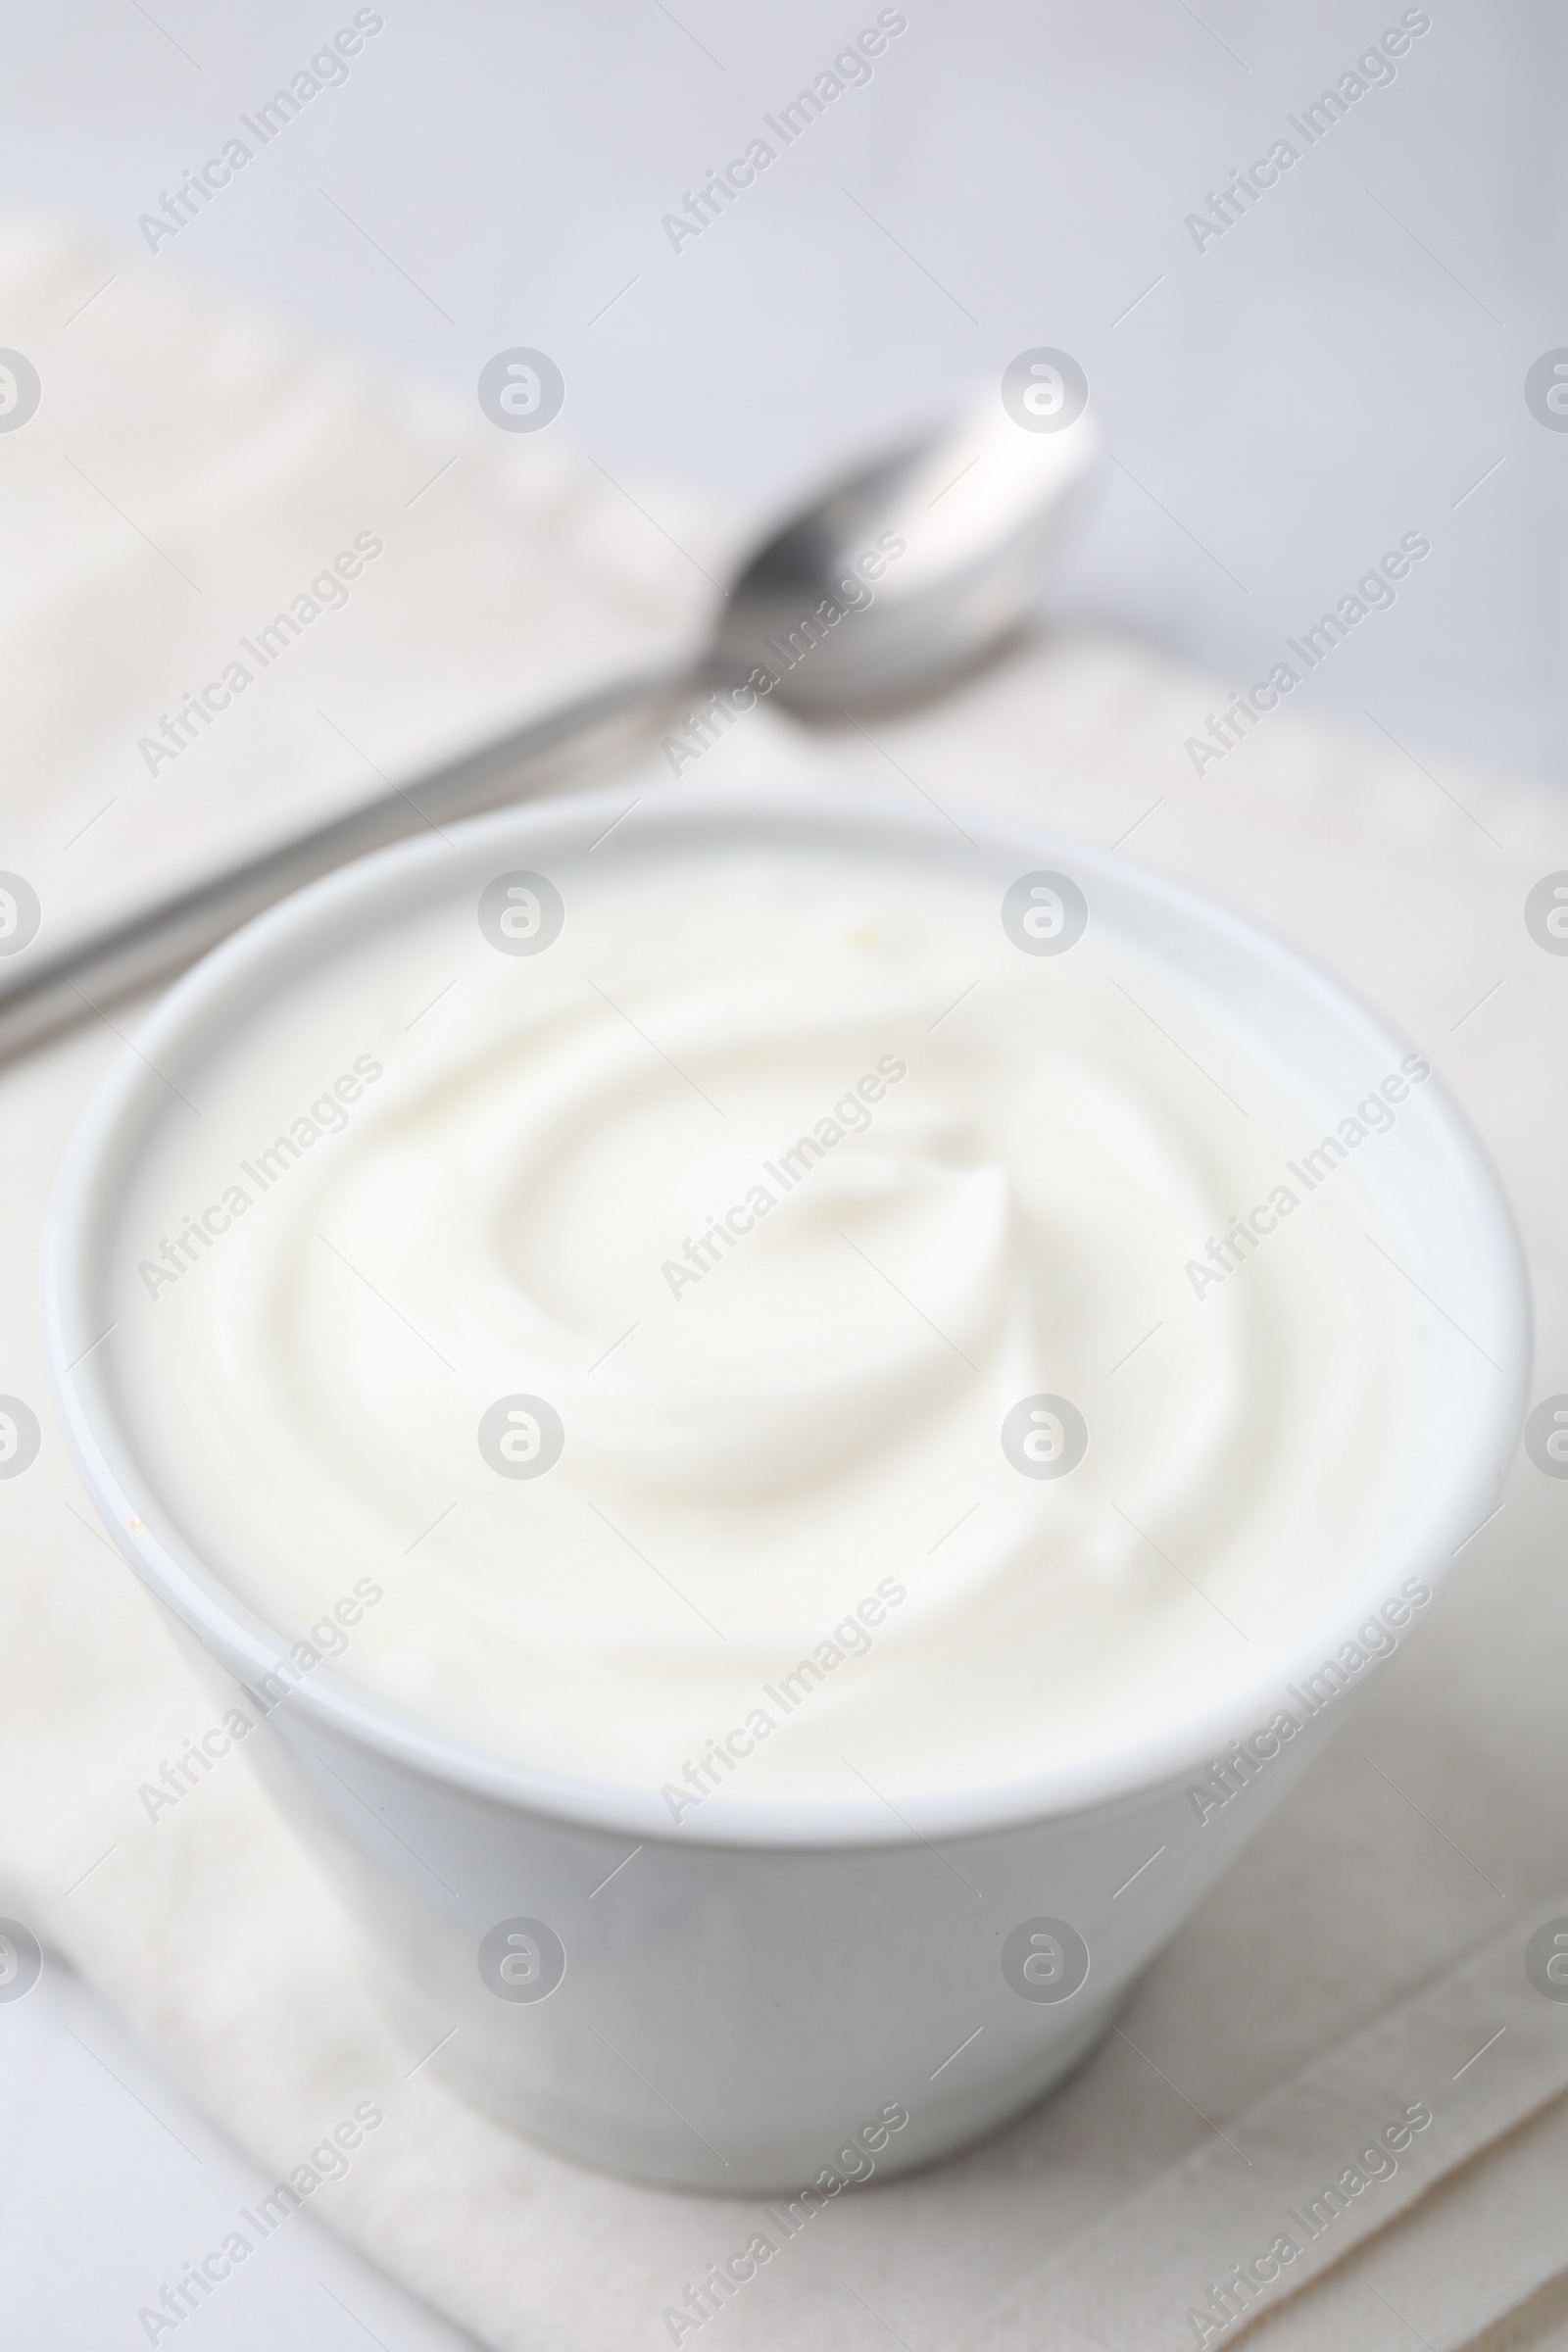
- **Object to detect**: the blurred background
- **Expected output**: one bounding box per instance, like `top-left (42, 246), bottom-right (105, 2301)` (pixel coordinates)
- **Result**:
top-left (0, 1), bottom-right (1556, 2340)
top-left (4, 0), bottom-right (1560, 778)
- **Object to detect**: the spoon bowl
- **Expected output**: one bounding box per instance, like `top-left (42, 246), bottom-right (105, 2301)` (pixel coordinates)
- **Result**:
top-left (710, 385), bottom-right (1102, 710)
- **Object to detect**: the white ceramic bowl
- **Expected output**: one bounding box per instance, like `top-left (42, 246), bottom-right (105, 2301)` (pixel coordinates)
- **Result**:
top-left (42, 784), bottom-right (1529, 2192)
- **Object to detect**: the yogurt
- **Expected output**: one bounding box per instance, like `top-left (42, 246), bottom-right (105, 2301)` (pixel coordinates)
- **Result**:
top-left (103, 815), bottom-right (1421, 1807)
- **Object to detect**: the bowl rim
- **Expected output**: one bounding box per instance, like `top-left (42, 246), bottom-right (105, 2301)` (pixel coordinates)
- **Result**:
top-left (40, 778), bottom-right (1533, 1851)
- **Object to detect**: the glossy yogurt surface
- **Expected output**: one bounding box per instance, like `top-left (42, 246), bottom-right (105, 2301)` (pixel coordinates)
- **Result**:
top-left (104, 821), bottom-right (1421, 1807)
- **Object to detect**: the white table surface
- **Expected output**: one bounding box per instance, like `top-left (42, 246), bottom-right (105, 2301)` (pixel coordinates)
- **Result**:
top-left (0, 0), bottom-right (1556, 2342)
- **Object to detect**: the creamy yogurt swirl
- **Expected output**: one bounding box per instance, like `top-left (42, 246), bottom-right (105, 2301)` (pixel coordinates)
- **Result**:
top-left (110, 831), bottom-right (1416, 1804)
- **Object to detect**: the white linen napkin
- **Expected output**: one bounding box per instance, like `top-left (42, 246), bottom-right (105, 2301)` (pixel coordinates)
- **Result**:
top-left (3, 217), bottom-right (1567, 2352)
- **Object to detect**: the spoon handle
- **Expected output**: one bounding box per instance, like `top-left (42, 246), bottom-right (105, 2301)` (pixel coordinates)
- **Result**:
top-left (0, 667), bottom-right (674, 1066)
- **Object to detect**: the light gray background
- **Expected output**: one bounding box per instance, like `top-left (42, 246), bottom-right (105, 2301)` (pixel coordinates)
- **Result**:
top-left (5, 0), bottom-right (1562, 777)
top-left (0, 1), bottom-right (1559, 2343)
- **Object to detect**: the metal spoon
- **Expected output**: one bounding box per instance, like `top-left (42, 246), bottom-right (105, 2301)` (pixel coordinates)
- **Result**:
top-left (0, 384), bottom-right (1100, 1061)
